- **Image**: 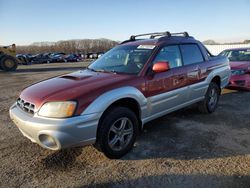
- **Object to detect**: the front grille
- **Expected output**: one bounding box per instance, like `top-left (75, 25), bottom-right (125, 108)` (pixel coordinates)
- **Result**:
top-left (234, 80), bottom-right (245, 86)
top-left (17, 98), bottom-right (35, 114)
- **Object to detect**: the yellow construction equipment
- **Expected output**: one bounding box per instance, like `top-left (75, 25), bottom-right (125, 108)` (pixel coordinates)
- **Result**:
top-left (0, 44), bottom-right (18, 71)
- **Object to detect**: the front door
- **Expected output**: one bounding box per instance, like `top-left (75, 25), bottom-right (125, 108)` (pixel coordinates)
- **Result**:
top-left (145, 45), bottom-right (188, 116)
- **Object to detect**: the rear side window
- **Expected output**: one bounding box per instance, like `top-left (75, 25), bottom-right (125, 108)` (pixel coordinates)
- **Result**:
top-left (180, 44), bottom-right (204, 65)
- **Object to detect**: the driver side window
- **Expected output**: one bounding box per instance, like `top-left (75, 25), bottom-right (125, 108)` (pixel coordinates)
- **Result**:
top-left (153, 45), bottom-right (182, 68)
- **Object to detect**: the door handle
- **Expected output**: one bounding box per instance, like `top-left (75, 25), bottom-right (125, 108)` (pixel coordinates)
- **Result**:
top-left (178, 76), bottom-right (185, 80)
top-left (193, 67), bottom-right (200, 72)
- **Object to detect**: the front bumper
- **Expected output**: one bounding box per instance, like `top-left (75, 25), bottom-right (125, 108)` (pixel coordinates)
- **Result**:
top-left (9, 103), bottom-right (101, 150)
top-left (227, 74), bottom-right (250, 90)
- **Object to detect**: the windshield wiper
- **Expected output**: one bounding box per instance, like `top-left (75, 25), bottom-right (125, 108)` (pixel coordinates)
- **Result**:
top-left (87, 67), bottom-right (117, 74)
top-left (104, 70), bottom-right (117, 74)
top-left (86, 67), bottom-right (102, 72)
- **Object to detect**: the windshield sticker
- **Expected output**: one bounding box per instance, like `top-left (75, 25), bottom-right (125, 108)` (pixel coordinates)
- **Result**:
top-left (137, 45), bottom-right (155, 49)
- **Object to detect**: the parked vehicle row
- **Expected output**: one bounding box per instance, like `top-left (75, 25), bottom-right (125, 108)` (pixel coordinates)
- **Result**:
top-left (16, 52), bottom-right (104, 65)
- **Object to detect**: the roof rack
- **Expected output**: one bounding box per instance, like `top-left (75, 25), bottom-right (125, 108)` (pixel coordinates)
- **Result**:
top-left (130, 31), bottom-right (171, 40)
top-left (120, 31), bottom-right (190, 44)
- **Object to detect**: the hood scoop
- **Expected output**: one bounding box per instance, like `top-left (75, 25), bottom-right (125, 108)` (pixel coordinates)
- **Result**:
top-left (60, 70), bottom-right (94, 80)
top-left (60, 75), bottom-right (91, 81)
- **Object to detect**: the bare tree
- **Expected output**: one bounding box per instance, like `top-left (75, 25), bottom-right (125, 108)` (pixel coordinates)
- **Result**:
top-left (16, 39), bottom-right (119, 54)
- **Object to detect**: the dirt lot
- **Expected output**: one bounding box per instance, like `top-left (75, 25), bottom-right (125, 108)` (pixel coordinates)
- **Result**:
top-left (0, 62), bottom-right (249, 188)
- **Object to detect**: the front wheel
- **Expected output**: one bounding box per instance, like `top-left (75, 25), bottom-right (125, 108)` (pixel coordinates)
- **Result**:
top-left (0, 55), bottom-right (18, 71)
top-left (95, 107), bottom-right (139, 159)
top-left (198, 82), bottom-right (220, 113)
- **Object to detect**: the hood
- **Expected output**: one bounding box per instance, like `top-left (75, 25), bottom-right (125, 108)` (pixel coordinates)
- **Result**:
top-left (230, 61), bottom-right (250, 70)
top-left (20, 69), bottom-right (141, 112)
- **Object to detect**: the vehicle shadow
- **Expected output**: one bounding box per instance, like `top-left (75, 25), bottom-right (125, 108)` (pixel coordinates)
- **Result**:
top-left (80, 174), bottom-right (250, 188)
top-left (124, 90), bottom-right (250, 160)
top-left (41, 147), bottom-right (83, 169)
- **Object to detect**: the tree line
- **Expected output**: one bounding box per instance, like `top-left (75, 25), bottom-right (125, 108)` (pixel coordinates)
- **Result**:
top-left (16, 39), bottom-right (119, 54)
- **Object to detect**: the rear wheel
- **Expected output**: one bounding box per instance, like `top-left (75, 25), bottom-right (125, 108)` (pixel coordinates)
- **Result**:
top-left (198, 82), bottom-right (220, 113)
top-left (0, 55), bottom-right (18, 71)
top-left (95, 107), bottom-right (139, 159)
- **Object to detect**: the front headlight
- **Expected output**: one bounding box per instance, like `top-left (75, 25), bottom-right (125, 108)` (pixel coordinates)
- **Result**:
top-left (38, 101), bottom-right (77, 118)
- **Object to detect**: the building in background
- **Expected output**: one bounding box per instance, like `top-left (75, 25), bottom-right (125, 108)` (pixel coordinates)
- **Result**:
top-left (205, 44), bottom-right (250, 55)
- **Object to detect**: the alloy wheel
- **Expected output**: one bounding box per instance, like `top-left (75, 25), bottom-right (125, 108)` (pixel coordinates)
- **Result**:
top-left (108, 117), bottom-right (134, 151)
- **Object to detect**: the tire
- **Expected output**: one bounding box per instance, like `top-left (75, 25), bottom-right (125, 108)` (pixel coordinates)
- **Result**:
top-left (0, 57), bottom-right (2, 70)
top-left (95, 107), bottom-right (139, 159)
top-left (0, 55), bottom-right (18, 71)
top-left (198, 82), bottom-right (220, 113)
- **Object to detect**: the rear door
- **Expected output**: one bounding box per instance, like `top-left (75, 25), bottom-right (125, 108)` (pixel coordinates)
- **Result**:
top-left (146, 45), bottom-right (188, 116)
top-left (179, 44), bottom-right (206, 100)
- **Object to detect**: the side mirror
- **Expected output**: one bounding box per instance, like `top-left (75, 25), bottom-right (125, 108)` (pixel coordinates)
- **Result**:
top-left (152, 61), bottom-right (170, 73)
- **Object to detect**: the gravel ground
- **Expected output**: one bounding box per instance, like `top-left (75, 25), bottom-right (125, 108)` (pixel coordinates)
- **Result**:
top-left (0, 62), bottom-right (250, 188)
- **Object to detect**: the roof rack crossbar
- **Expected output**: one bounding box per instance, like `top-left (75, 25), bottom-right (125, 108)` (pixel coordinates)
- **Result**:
top-left (169, 32), bottom-right (189, 37)
top-left (130, 31), bottom-right (171, 40)
top-left (150, 32), bottom-right (171, 39)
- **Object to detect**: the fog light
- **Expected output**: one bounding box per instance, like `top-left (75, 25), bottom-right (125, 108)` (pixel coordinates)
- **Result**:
top-left (39, 134), bottom-right (58, 149)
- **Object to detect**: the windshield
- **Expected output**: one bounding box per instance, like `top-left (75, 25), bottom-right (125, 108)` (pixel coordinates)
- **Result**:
top-left (88, 45), bottom-right (154, 74)
top-left (219, 49), bottom-right (250, 61)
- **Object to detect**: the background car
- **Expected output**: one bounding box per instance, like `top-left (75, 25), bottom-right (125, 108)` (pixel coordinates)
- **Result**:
top-left (16, 54), bottom-right (29, 64)
top-left (49, 52), bottom-right (66, 63)
top-left (31, 53), bottom-right (52, 64)
top-left (97, 52), bottom-right (104, 58)
top-left (64, 54), bottom-right (81, 62)
top-left (86, 52), bottom-right (95, 59)
top-left (219, 48), bottom-right (250, 90)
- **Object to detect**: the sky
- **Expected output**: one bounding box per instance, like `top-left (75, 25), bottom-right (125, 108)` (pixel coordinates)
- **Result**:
top-left (0, 0), bottom-right (250, 45)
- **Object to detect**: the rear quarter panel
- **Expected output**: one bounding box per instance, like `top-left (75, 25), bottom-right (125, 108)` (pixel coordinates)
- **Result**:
top-left (203, 56), bottom-right (231, 88)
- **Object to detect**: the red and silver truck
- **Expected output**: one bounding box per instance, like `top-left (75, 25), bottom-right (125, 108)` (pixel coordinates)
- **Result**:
top-left (10, 32), bottom-right (231, 158)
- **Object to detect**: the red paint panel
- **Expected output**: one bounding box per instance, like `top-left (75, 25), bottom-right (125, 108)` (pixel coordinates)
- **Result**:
top-left (20, 70), bottom-right (146, 115)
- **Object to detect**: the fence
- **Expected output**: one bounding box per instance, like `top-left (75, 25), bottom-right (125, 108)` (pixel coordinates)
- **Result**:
top-left (204, 44), bottom-right (250, 55)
